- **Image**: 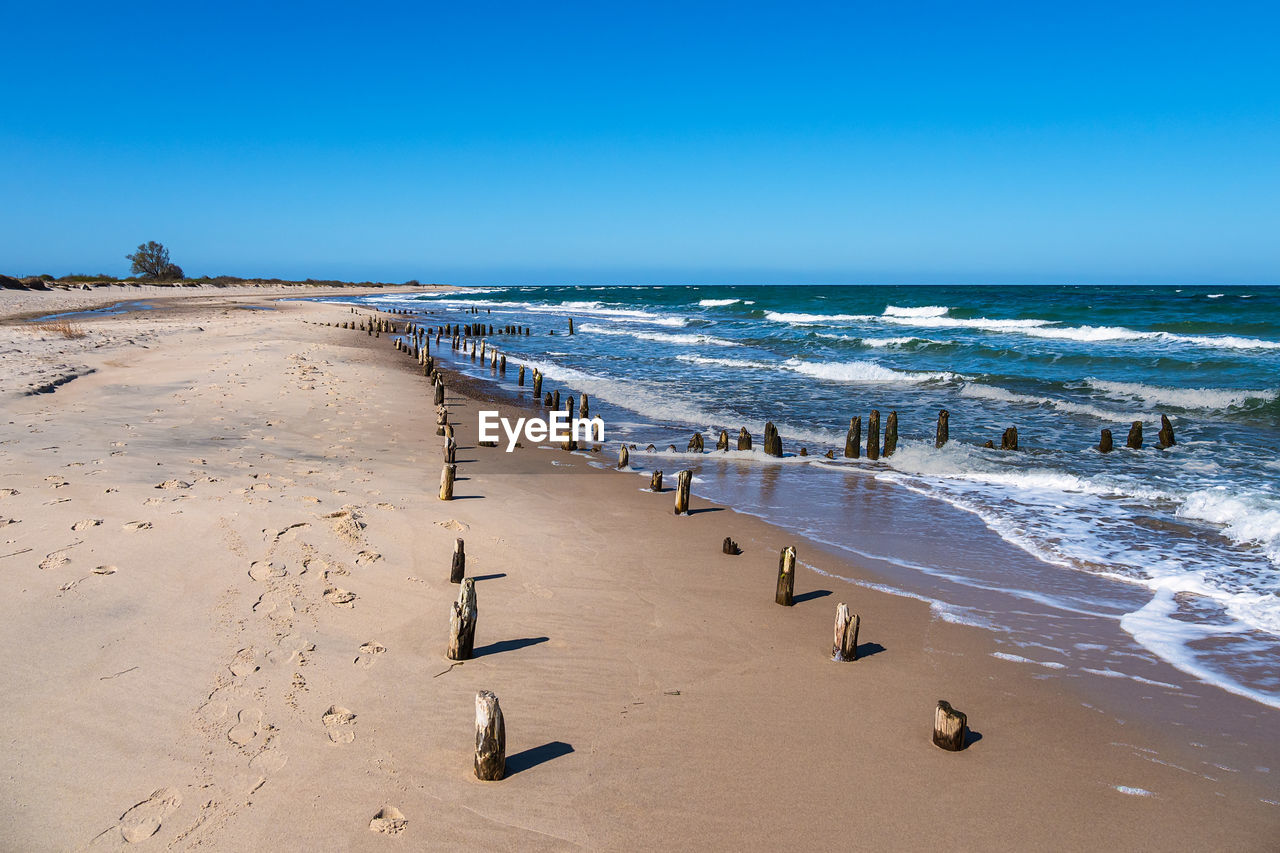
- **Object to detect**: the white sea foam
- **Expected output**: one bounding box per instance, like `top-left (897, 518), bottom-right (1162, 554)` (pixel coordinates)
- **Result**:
top-left (1086, 379), bottom-right (1279, 411)
top-left (782, 358), bottom-right (960, 384)
top-left (991, 652), bottom-right (1067, 670)
top-left (1208, 293), bottom-right (1225, 298)
top-left (961, 382), bottom-right (1136, 422)
top-left (676, 354), bottom-right (774, 370)
top-left (1176, 489), bottom-right (1280, 574)
top-left (765, 311), bottom-right (866, 325)
top-left (698, 298), bottom-right (742, 307)
top-left (580, 324), bottom-right (740, 347)
top-left (1081, 667), bottom-right (1181, 690)
top-left (1114, 786), bottom-right (1157, 797)
top-left (883, 305), bottom-right (949, 318)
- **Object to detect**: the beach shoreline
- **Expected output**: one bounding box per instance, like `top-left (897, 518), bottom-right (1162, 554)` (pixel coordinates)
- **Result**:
top-left (1, 290), bottom-right (1275, 850)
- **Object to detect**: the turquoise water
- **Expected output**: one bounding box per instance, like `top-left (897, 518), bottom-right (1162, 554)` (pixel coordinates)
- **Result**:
top-left (339, 284), bottom-right (1280, 707)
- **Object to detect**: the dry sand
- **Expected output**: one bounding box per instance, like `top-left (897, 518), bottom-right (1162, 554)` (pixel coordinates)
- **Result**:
top-left (1, 289), bottom-right (1276, 850)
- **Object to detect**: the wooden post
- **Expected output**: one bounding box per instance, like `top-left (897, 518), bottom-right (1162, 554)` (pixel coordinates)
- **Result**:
top-left (439, 464), bottom-right (456, 501)
top-left (568, 318), bottom-right (574, 335)
top-left (845, 417), bottom-right (861, 458)
top-left (579, 394), bottom-right (589, 419)
top-left (716, 430), bottom-right (729, 451)
top-left (776, 545), bottom-right (796, 606)
top-left (1158, 414), bottom-right (1176, 449)
top-left (688, 432), bottom-right (704, 453)
top-left (935, 409), bottom-right (949, 448)
top-left (1001, 427), bottom-right (1018, 451)
top-left (445, 436), bottom-right (457, 464)
top-left (883, 411), bottom-right (898, 457)
top-left (933, 700), bottom-right (968, 751)
top-left (436, 406), bottom-right (449, 436)
top-left (434, 380), bottom-right (445, 406)
top-left (650, 470), bottom-right (663, 492)
top-left (674, 470), bottom-right (692, 515)
top-left (518, 364), bottom-right (526, 386)
top-left (1098, 429), bottom-right (1113, 453)
top-left (866, 410), bottom-right (880, 460)
top-left (618, 445), bottom-right (630, 469)
top-left (474, 690), bottom-right (505, 781)
top-left (450, 538), bottom-right (465, 583)
top-left (764, 422), bottom-right (782, 457)
top-left (737, 428), bottom-right (752, 451)
top-left (448, 579), bottom-right (477, 660)
top-left (833, 602), bottom-right (860, 661)
top-left (532, 370), bottom-right (542, 399)
top-left (1126, 421), bottom-right (1143, 449)
top-left (552, 390), bottom-right (560, 411)
top-left (722, 537), bottom-right (741, 555)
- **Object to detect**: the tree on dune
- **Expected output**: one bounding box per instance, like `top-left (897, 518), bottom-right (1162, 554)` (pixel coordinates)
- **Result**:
top-left (126, 241), bottom-right (184, 280)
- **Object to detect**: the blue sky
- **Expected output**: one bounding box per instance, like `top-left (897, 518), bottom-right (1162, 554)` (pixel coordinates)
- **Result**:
top-left (2, 1), bottom-right (1277, 284)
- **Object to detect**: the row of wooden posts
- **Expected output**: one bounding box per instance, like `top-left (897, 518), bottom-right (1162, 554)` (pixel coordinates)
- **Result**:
top-left (331, 307), bottom-right (975, 778)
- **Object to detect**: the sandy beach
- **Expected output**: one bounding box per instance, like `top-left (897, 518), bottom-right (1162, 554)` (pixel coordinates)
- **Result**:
top-left (1, 288), bottom-right (1276, 851)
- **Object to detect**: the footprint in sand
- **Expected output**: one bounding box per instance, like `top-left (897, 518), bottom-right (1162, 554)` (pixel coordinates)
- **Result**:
top-left (322, 705), bottom-right (356, 743)
top-left (248, 561), bottom-right (287, 581)
top-left (355, 642), bottom-right (386, 668)
top-left (92, 565), bottom-right (118, 575)
top-left (323, 587), bottom-right (356, 607)
top-left (435, 519), bottom-right (468, 532)
top-left (354, 550), bottom-right (381, 565)
top-left (154, 480), bottom-right (191, 490)
top-left (0, 488), bottom-right (19, 497)
top-left (39, 550), bottom-right (71, 571)
top-left (228, 708), bottom-right (263, 747)
top-left (249, 743), bottom-right (288, 773)
top-left (252, 590), bottom-right (296, 621)
top-left (323, 508), bottom-right (365, 544)
top-left (71, 518), bottom-right (103, 531)
top-left (122, 521), bottom-right (152, 532)
top-left (369, 806), bottom-right (407, 835)
top-left (112, 787), bottom-right (182, 844)
top-left (229, 648), bottom-right (260, 678)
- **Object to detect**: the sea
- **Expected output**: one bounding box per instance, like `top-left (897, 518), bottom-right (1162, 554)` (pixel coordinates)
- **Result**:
top-left (331, 284), bottom-right (1280, 710)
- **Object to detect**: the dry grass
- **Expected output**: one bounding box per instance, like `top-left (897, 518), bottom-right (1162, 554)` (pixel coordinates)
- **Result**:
top-left (33, 320), bottom-right (87, 339)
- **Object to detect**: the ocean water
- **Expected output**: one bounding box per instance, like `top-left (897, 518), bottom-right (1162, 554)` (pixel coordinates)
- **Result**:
top-left (336, 284), bottom-right (1280, 708)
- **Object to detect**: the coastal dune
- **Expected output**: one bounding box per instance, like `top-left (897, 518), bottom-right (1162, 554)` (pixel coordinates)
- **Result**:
top-left (0, 290), bottom-right (1276, 850)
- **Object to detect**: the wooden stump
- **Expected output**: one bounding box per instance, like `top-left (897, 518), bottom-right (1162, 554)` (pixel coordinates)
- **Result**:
top-left (737, 428), bottom-right (752, 451)
top-left (933, 700), bottom-right (968, 751)
top-left (448, 579), bottom-right (477, 660)
top-left (568, 318), bottom-right (574, 335)
top-left (883, 411), bottom-right (898, 457)
top-left (552, 390), bottom-right (560, 411)
top-left (832, 602), bottom-right (860, 661)
top-left (764, 422), bottom-right (782, 457)
top-left (544, 392), bottom-right (553, 407)
top-left (1098, 429), bottom-right (1113, 453)
top-left (688, 433), bottom-right (704, 453)
top-left (1158, 414), bottom-right (1176, 449)
top-left (866, 410), bottom-right (880, 460)
top-left (618, 445), bottom-right (630, 469)
top-left (436, 407), bottom-right (449, 436)
top-left (1001, 427), bottom-right (1018, 451)
top-left (450, 538), bottom-right (465, 583)
top-left (845, 417), bottom-right (861, 458)
top-left (434, 381), bottom-right (445, 406)
top-left (518, 364), bottom-right (525, 386)
top-left (716, 430), bottom-right (729, 451)
top-left (674, 470), bottom-right (692, 515)
top-left (580, 394), bottom-right (589, 418)
top-left (532, 371), bottom-right (542, 399)
top-left (650, 470), bottom-right (663, 492)
top-left (776, 545), bottom-right (796, 606)
top-left (935, 409), bottom-right (949, 448)
top-left (474, 690), bottom-right (506, 781)
top-left (439, 464), bottom-right (456, 501)
top-left (444, 437), bottom-right (457, 464)
top-left (1126, 421), bottom-right (1143, 449)
top-left (722, 537), bottom-right (741, 555)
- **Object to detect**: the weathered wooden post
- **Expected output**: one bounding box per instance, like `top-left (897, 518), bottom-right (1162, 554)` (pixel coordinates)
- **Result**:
top-left (933, 700), bottom-right (968, 751)
top-left (688, 432), bottom-right (704, 453)
top-left (832, 602), bottom-right (860, 661)
top-left (1001, 427), bottom-right (1018, 451)
top-left (1098, 429), bottom-right (1113, 453)
top-left (474, 690), bottom-right (505, 781)
top-left (579, 394), bottom-right (589, 418)
top-left (738, 428), bottom-right (752, 451)
top-left (532, 370), bottom-right (542, 399)
top-left (722, 537), bottom-right (741, 555)
top-left (1126, 421), bottom-right (1143, 450)
top-left (450, 538), bottom-right (465, 583)
top-left (1158, 414), bottom-right (1176, 449)
top-left (618, 445), bottom-right (630, 469)
top-left (518, 364), bottom-right (526, 386)
top-left (568, 318), bottom-right (574, 335)
top-left (650, 470), bottom-right (663, 492)
top-left (845, 417), bottom-right (861, 458)
top-left (434, 380), bottom-right (445, 406)
top-left (716, 430), bottom-right (729, 451)
top-left (935, 409), bottom-right (949, 448)
top-left (544, 392), bottom-right (553, 407)
top-left (867, 410), bottom-right (881, 460)
top-left (883, 411), bottom-right (898, 457)
top-left (776, 545), bottom-right (796, 606)
top-left (552, 390), bottom-right (560, 411)
top-left (447, 580), bottom-right (477, 664)
top-left (674, 470), bottom-right (692, 515)
top-left (445, 436), bottom-right (457, 464)
top-left (764, 422), bottom-right (782, 457)
top-left (439, 464), bottom-right (456, 501)
top-left (499, 354), bottom-right (506, 374)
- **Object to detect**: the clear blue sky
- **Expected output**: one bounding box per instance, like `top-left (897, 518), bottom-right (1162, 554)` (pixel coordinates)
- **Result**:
top-left (2, 1), bottom-right (1277, 285)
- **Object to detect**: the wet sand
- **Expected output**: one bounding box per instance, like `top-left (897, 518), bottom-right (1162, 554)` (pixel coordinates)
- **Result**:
top-left (1, 291), bottom-right (1276, 850)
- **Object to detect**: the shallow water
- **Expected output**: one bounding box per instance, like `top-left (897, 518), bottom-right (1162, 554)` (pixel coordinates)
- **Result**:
top-left (327, 284), bottom-right (1280, 709)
